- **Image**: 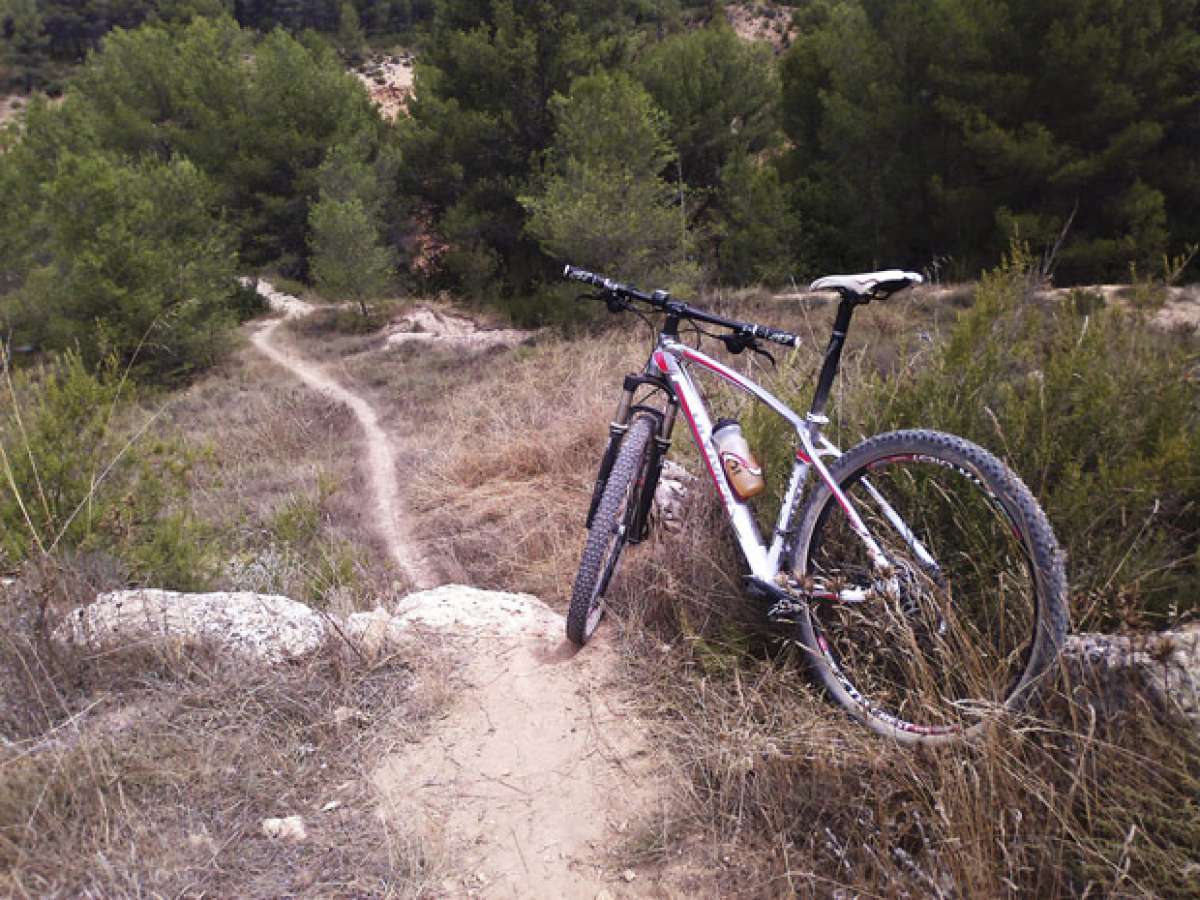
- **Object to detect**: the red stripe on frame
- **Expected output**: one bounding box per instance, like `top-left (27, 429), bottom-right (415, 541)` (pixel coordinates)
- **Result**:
top-left (674, 386), bottom-right (725, 498)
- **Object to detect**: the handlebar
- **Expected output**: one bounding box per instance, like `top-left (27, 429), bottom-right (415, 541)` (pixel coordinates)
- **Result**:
top-left (563, 265), bottom-right (664, 304)
top-left (562, 264), bottom-right (802, 350)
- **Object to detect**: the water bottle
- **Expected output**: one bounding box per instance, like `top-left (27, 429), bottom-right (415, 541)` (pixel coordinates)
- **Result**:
top-left (711, 418), bottom-right (765, 501)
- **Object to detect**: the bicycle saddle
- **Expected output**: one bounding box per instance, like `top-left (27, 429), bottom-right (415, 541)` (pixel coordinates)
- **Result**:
top-left (810, 269), bottom-right (923, 298)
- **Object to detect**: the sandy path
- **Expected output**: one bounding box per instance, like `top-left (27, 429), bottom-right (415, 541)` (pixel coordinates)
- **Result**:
top-left (247, 281), bottom-right (438, 589)
top-left (375, 594), bottom-right (658, 897)
top-left (244, 282), bottom-right (661, 895)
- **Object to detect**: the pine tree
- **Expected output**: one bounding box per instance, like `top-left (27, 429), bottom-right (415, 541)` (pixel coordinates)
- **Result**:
top-left (398, 0), bottom-right (655, 297)
top-left (336, 0), bottom-right (366, 64)
top-left (522, 70), bottom-right (698, 292)
top-left (715, 150), bottom-right (797, 285)
top-left (634, 21), bottom-right (779, 191)
top-left (779, 0), bottom-right (1200, 281)
top-left (309, 197), bottom-right (394, 315)
top-left (1, 0), bottom-right (50, 90)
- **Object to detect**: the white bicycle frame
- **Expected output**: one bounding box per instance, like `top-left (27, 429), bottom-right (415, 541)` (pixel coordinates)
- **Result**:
top-left (651, 336), bottom-right (937, 599)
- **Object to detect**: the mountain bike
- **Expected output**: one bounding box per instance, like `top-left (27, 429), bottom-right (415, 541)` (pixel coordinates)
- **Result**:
top-left (563, 264), bottom-right (1068, 745)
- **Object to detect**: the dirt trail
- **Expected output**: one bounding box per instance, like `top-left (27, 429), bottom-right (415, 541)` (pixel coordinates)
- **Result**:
top-left (248, 281), bottom-right (437, 590)
top-left (375, 599), bottom-right (658, 897)
top-left (245, 282), bottom-right (660, 896)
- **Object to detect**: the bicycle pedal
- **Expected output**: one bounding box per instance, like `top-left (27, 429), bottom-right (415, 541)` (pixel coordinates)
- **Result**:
top-left (767, 599), bottom-right (806, 625)
top-left (745, 576), bottom-right (808, 624)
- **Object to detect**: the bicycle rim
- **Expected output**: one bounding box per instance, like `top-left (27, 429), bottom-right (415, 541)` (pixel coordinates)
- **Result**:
top-left (568, 415), bottom-right (655, 644)
top-left (592, 450), bottom-right (651, 621)
top-left (805, 451), bottom-right (1039, 737)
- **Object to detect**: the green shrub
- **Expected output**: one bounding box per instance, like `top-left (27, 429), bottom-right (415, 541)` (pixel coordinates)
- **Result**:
top-left (303, 539), bottom-right (363, 609)
top-left (0, 351), bottom-right (213, 588)
top-left (2, 151), bottom-right (239, 380)
top-left (858, 253), bottom-right (1200, 627)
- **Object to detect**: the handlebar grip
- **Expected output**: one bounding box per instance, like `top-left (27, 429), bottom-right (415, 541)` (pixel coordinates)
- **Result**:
top-left (562, 263), bottom-right (639, 299)
top-left (563, 264), bottom-right (600, 285)
top-left (751, 324), bottom-right (802, 349)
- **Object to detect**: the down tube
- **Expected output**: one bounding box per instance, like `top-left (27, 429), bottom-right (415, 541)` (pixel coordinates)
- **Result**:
top-left (666, 345), bottom-right (887, 570)
top-left (653, 350), bottom-right (773, 579)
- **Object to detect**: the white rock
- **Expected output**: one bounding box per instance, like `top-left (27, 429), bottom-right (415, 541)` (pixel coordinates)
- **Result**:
top-left (654, 459), bottom-right (694, 530)
top-left (384, 307), bottom-right (532, 351)
top-left (1063, 624), bottom-right (1200, 729)
top-left (391, 584), bottom-right (561, 638)
top-left (54, 590), bottom-right (328, 664)
top-left (238, 277), bottom-right (315, 319)
top-left (343, 606), bottom-right (413, 655)
top-left (262, 815), bottom-right (308, 841)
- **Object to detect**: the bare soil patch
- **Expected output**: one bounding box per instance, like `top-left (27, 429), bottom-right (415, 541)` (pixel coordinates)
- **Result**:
top-left (354, 53), bottom-right (415, 120)
top-left (374, 593), bottom-right (660, 898)
top-left (384, 305), bottom-right (535, 352)
top-left (0, 94), bottom-right (25, 127)
top-left (725, 3), bottom-right (796, 50)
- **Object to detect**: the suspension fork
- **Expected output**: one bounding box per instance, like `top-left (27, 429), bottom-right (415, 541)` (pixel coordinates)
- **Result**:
top-left (585, 372), bottom-right (677, 533)
top-left (628, 400), bottom-right (677, 543)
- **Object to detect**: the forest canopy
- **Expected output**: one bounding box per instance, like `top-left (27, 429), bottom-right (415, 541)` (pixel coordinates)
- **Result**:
top-left (1, 0), bottom-right (1198, 347)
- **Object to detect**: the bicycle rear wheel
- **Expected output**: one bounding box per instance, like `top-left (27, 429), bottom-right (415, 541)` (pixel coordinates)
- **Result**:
top-left (566, 413), bottom-right (657, 645)
top-left (791, 430), bottom-right (1067, 744)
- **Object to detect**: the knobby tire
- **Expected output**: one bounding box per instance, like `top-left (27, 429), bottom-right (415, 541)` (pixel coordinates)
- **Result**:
top-left (791, 429), bottom-right (1068, 745)
top-left (566, 414), bottom-right (657, 645)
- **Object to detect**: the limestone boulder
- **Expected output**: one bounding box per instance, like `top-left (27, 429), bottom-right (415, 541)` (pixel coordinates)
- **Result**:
top-left (342, 606), bottom-right (414, 656)
top-left (1062, 624), bottom-right (1200, 729)
top-left (391, 584), bottom-right (561, 638)
top-left (653, 459), bottom-right (694, 531)
top-left (54, 589), bottom-right (328, 664)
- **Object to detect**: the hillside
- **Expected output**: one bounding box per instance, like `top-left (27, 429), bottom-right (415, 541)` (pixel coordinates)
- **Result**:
top-left (5, 270), bottom-right (1198, 894)
top-left (2, 0), bottom-right (1200, 894)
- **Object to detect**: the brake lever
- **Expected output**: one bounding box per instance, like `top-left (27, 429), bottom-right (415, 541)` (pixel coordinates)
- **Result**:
top-left (605, 294), bottom-right (631, 314)
top-left (574, 291), bottom-right (630, 314)
top-left (721, 332), bottom-right (774, 366)
top-left (751, 344), bottom-right (777, 367)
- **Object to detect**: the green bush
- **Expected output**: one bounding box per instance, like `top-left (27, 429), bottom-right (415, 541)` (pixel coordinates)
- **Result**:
top-left (858, 253), bottom-right (1200, 627)
top-left (0, 352), bottom-right (213, 588)
top-left (1, 149), bottom-right (239, 380)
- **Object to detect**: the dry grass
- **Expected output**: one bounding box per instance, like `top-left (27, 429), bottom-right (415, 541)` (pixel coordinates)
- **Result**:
top-left (0, 327), bottom-right (464, 896)
top-left (406, 334), bottom-right (650, 598)
top-left (166, 341), bottom-right (409, 605)
top-left (613, 630), bottom-right (1200, 896)
top-left (0, 559), bottom-right (452, 898)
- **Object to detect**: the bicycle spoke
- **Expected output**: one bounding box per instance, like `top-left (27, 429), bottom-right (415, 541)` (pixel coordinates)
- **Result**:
top-left (807, 454), bottom-right (1037, 733)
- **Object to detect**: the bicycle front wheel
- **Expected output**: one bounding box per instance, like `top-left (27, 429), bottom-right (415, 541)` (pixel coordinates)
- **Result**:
top-left (791, 430), bottom-right (1067, 744)
top-left (566, 413), bottom-right (657, 646)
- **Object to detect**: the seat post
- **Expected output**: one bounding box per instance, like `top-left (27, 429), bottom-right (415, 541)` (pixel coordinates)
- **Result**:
top-left (808, 294), bottom-right (859, 418)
